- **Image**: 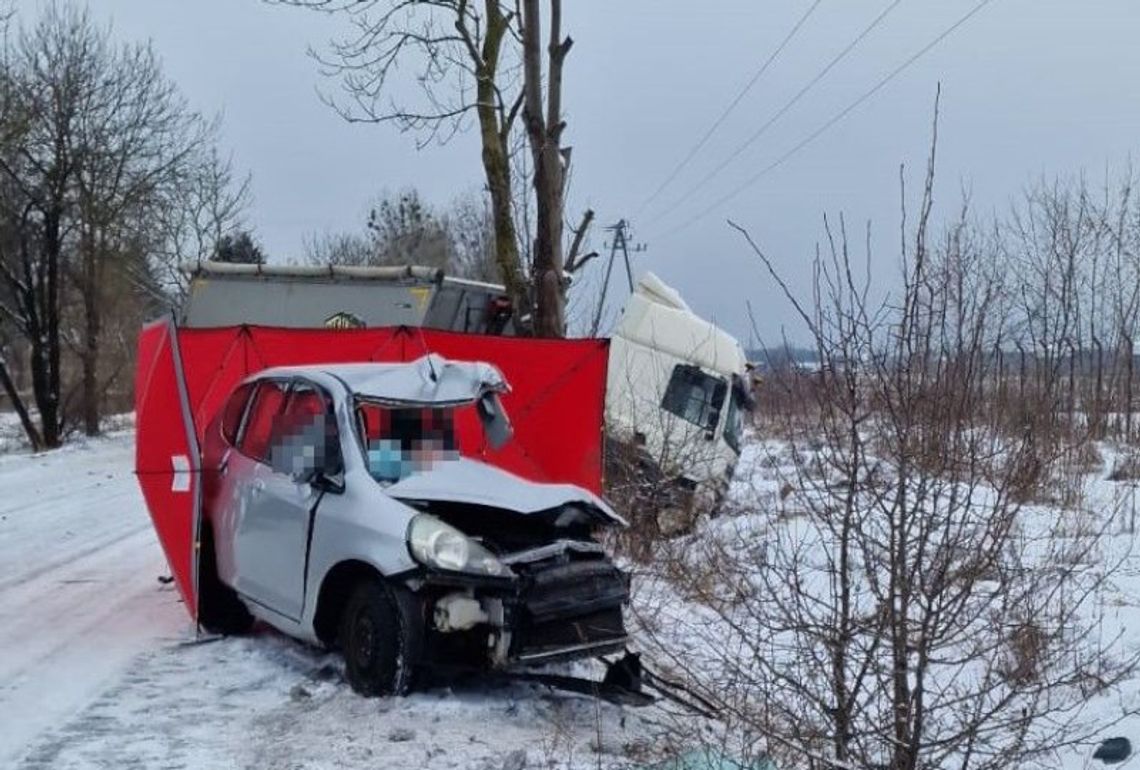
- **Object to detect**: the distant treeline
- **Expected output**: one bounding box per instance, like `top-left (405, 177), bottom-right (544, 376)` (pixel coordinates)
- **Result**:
top-left (747, 345), bottom-right (820, 371)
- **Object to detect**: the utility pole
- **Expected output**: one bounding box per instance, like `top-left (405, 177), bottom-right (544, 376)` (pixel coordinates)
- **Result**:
top-left (590, 219), bottom-right (647, 337)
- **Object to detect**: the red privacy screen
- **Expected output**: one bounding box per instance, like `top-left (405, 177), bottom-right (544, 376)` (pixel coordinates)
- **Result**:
top-left (134, 321), bottom-right (610, 617)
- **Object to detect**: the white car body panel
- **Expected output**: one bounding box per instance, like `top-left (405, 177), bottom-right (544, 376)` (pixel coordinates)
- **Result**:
top-left (209, 356), bottom-right (620, 648)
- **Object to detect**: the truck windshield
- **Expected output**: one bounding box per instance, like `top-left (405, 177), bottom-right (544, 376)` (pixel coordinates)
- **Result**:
top-left (355, 401), bottom-right (461, 483)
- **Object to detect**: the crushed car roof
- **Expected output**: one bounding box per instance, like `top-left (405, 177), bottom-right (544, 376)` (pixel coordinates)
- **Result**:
top-left (254, 354), bottom-right (509, 405)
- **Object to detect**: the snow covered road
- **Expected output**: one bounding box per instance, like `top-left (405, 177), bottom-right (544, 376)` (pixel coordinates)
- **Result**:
top-left (0, 435), bottom-right (185, 767)
top-left (0, 434), bottom-right (667, 769)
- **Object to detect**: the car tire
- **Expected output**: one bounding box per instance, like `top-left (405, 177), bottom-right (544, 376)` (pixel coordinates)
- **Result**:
top-left (339, 578), bottom-right (422, 697)
top-left (197, 524), bottom-right (254, 636)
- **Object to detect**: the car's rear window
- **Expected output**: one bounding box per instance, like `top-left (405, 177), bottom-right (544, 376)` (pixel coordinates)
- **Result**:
top-left (240, 381), bottom-right (288, 462)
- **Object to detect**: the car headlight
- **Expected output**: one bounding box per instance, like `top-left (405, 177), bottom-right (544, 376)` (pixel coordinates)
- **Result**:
top-left (407, 514), bottom-right (511, 578)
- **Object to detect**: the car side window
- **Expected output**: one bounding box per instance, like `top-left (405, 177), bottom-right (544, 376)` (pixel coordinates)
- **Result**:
top-left (221, 383), bottom-right (256, 446)
top-left (239, 380), bottom-right (289, 463)
top-left (267, 382), bottom-right (342, 478)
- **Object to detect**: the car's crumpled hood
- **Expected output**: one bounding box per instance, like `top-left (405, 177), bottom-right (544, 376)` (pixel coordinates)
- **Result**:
top-left (385, 458), bottom-right (626, 527)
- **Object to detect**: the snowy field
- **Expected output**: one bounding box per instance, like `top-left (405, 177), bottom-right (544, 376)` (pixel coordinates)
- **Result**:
top-left (0, 432), bottom-right (679, 770)
top-left (4, 426), bottom-right (1140, 769)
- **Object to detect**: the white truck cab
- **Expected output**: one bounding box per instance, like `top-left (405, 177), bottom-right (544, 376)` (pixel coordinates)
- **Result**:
top-left (606, 273), bottom-right (754, 523)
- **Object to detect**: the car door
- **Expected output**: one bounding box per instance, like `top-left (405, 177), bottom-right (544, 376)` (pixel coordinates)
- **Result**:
top-left (205, 381), bottom-right (257, 587)
top-left (232, 378), bottom-right (328, 620)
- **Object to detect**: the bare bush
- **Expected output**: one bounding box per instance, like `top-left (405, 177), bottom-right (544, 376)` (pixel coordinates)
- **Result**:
top-left (636, 111), bottom-right (1139, 770)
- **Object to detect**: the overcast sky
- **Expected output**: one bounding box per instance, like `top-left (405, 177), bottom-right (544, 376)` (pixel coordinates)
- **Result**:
top-left (13, 0), bottom-right (1140, 345)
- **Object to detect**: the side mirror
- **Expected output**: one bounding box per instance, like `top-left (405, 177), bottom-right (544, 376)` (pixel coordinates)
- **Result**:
top-left (477, 391), bottom-right (513, 450)
top-left (286, 458), bottom-right (344, 493)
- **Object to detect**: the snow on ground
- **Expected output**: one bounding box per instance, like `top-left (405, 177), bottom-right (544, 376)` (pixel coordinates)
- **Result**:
top-left (701, 436), bottom-right (1140, 770)
top-left (0, 431), bottom-right (678, 770)
top-left (10, 423), bottom-right (1136, 769)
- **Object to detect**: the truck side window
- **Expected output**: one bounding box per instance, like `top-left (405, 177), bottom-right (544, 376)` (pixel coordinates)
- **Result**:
top-left (661, 364), bottom-right (727, 432)
top-left (239, 380), bottom-right (289, 463)
top-left (221, 383), bottom-right (256, 446)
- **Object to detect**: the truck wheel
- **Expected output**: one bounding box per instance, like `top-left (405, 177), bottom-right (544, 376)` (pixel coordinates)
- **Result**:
top-left (339, 578), bottom-right (423, 696)
top-left (197, 524), bottom-right (254, 636)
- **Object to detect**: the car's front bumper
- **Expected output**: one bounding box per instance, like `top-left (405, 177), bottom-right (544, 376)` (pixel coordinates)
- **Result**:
top-left (413, 555), bottom-right (631, 669)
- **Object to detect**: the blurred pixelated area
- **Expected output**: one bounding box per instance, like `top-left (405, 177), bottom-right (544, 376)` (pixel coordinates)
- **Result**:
top-left (248, 382), bottom-right (468, 484)
top-left (360, 405), bottom-right (459, 483)
top-left (268, 411), bottom-right (335, 479)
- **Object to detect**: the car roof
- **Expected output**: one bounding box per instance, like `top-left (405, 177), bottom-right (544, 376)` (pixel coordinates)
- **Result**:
top-left (252, 354), bottom-right (509, 405)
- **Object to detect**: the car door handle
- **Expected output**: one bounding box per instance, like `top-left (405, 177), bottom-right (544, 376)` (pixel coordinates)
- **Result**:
top-left (219, 458), bottom-right (229, 477)
top-left (251, 480), bottom-right (266, 497)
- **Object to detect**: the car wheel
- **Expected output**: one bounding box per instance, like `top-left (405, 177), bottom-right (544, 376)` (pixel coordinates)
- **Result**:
top-left (197, 524), bottom-right (254, 636)
top-left (339, 578), bottom-right (422, 696)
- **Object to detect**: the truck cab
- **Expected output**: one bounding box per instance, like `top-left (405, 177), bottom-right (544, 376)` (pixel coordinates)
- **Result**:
top-left (606, 273), bottom-right (754, 529)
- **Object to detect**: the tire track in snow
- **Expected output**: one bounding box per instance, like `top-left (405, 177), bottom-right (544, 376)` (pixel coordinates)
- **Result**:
top-left (0, 515), bottom-right (150, 594)
top-left (0, 526), bottom-right (164, 670)
top-left (0, 435), bottom-right (188, 768)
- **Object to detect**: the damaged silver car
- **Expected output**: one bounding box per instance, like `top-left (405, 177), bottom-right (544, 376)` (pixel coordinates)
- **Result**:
top-left (197, 354), bottom-right (630, 696)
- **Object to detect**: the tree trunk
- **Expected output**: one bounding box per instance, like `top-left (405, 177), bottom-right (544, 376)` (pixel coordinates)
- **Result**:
top-left (522, 0), bottom-right (568, 338)
top-left (81, 233), bottom-right (101, 436)
top-left (475, 1), bottom-right (531, 333)
top-left (34, 207), bottom-right (62, 448)
top-left (0, 353), bottom-right (41, 450)
top-left (1126, 333), bottom-right (1135, 442)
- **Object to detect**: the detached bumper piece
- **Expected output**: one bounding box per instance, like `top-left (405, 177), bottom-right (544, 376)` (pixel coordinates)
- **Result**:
top-left (498, 652), bottom-right (721, 717)
top-left (510, 559), bottom-right (630, 665)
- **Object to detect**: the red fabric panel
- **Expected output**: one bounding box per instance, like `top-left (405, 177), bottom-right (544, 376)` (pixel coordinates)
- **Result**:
top-left (136, 323), bottom-right (609, 620)
top-left (176, 327), bottom-right (265, 434)
top-left (415, 330), bottom-right (610, 493)
top-left (178, 327), bottom-right (405, 436)
top-left (168, 326), bottom-right (608, 493)
top-left (221, 382), bottom-right (256, 444)
top-left (134, 319), bottom-right (199, 616)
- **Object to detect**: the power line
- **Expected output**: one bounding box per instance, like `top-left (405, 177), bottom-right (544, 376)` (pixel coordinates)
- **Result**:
top-left (656, 0), bottom-right (998, 241)
top-left (636, 0), bottom-right (825, 215)
top-left (646, 0), bottom-right (906, 228)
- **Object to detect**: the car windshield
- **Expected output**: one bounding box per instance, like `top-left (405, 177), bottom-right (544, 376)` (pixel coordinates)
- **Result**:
top-left (355, 400), bottom-right (462, 484)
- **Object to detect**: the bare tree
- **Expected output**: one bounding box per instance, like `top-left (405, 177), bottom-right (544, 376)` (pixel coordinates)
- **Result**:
top-left (66, 18), bottom-right (214, 434)
top-left (635, 117), bottom-right (1140, 770)
top-left (274, 0), bottom-right (530, 321)
top-left (446, 190), bottom-right (500, 282)
top-left (303, 229), bottom-right (374, 268)
top-left (151, 145), bottom-right (250, 305)
top-left (273, 0), bottom-right (588, 336)
top-left (519, 0), bottom-right (569, 336)
top-left (0, 4), bottom-right (84, 448)
top-left (305, 187), bottom-right (500, 281)
top-left (0, 3), bottom-right (249, 446)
